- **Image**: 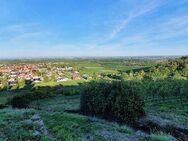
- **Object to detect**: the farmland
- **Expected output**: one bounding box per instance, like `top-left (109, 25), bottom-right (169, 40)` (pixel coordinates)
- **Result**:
top-left (0, 56), bottom-right (187, 141)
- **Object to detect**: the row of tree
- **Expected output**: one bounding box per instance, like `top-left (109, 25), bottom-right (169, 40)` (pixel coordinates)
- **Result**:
top-left (121, 56), bottom-right (188, 80)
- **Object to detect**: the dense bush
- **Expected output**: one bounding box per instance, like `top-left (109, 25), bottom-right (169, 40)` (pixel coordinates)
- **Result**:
top-left (0, 103), bottom-right (7, 109)
top-left (10, 90), bottom-right (53, 108)
top-left (11, 94), bottom-right (31, 108)
top-left (80, 80), bottom-right (145, 124)
top-left (62, 85), bottom-right (82, 96)
top-left (136, 80), bottom-right (188, 100)
top-left (10, 84), bottom-right (80, 108)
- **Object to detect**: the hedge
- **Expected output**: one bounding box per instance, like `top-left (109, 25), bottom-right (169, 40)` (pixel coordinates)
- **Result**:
top-left (80, 80), bottom-right (145, 124)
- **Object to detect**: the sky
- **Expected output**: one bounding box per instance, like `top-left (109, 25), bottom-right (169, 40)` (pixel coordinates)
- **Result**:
top-left (0, 0), bottom-right (188, 58)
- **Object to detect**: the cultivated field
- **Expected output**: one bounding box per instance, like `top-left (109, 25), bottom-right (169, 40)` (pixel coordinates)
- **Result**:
top-left (0, 56), bottom-right (187, 141)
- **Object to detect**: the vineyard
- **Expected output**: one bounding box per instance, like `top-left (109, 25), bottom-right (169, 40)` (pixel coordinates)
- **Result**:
top-left (0, 56), bottom-right (188, 141)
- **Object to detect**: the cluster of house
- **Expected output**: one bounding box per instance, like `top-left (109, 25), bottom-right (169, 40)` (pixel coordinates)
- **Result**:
top-left (0, 64), bottom-right (44, 86)
top-left (0, 63), bottom-right (89, 87)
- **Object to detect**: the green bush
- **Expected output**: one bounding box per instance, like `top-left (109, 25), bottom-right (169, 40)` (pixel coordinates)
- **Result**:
top-left (80, 80), bottom-right (145, 124)
top-left (10, 91), bottom-right (53, 108)
top-left (10, 85), bottom-right (79, 108)
top-left (0, 103), bottom-right (7, 109)
top-left (149, 133), bottom-right (174, 141)
top-left (10, 94), bottom-right (31, 108)
top-left (136, 79), bottom-right (188, 100)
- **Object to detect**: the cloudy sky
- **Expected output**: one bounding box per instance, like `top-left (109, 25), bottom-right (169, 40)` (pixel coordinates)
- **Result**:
top-left (0, 0), bottom-right (188, 58)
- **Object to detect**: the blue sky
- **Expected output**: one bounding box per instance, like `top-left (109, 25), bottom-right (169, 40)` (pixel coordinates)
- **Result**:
top-left (0, 0), bottom-right (188, 58)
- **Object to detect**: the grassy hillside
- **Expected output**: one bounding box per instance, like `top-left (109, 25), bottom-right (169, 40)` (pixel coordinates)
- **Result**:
top-left (0, 56), bottom-right (187, 140)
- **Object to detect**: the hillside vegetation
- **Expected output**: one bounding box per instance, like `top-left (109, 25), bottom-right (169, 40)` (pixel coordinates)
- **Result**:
top-left (0, 56), bottom-right (187, 141)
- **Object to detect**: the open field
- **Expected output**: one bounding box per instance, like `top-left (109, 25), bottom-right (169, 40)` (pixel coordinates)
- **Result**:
top-left (34, 95), bottom-right (177, 141)
top-left (145, 96), bottom-right (188, 126)
top-left (0, 56), bottom-right (188, 141)
top-left (0, 86), bottom-right (187, 140)
top-left (35, 80), bottom-right (85, 87)
top-left (1, 0), bottom-right (188, 140)
top-left (0, 95), bottom-right (178, 141)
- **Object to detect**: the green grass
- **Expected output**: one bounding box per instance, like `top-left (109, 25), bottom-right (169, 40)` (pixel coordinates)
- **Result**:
top-left (0, 108), bottom-right (56, 141)
top-left (148, 133), bottom-right (175, 141)
top-left (145, 96), bottom-right (188, 126)
top-left (41, 112), bottom-right (103, 141)
top-left (76, 60), bottom-right (150, 75)
top-left (33, 94), bottom-right (181, 141)
top-left (0, 79), bottom-right (187, 140)
top-left (30, 95), bottom-right (140, 141)
top-left (0, 93), bottom-right (183, 141)
top-left (35, 80), bottom-right (84, 87)
top-left (0, 108), bottom-right (36, 141)
top-left (0, 58), bottom-right (186, 140)
top-left (31, 95), bottom-right (80, 112)
top-left (80, 66), bottom-right (117, 75)
top-left (0, 93), bottom-right (13, 105)
top-left (99, 61), bottom-right (151, 72)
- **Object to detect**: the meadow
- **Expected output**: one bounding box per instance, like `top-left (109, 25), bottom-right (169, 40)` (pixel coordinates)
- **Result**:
top-left (0, 56), bottom-right (187, 141)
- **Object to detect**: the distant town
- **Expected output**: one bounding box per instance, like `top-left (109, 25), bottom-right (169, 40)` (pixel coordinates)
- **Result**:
top-left (0, 63), bottom-right (92, 88)
top-left (0, 56), bottom-right (182, 89)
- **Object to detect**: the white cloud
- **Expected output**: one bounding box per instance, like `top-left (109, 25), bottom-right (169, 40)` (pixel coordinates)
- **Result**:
top-left (0, 23), bottom-right (51, 44)
top-left (108, 13), bottom-right (188, 49)
top-left (108, 0), bottom-right (163, 40)
top-left (0, 1), bottom-right (187, 58)
top-left (1, 23), bottom-right (39, 33)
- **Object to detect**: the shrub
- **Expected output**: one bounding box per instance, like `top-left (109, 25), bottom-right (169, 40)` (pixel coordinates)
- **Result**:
top-left (80, 80), bottom-right (145, 124)
top-left (149, 133), bottom-right (175, 141)
top-left (10, 84), bottom-right (80, 108)
top-left (10, 91), bottom-right (53, 108)
top-left (0, 103), bottom-right (7, 109)
top-left (137, 79), bottom-right (188, 100)
top-left (11, 94), bottom-right (31, 108)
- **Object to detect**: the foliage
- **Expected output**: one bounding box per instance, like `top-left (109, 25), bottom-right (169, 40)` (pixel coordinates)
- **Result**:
top-left (80, 80), bottom-right (145, 124)
top-left (9, 83), bottom-right (82, 108)
top-left (0, 93), bottom-right (14, 105)
top-left (32, 95), bottom-right (136, 141)
top-left (148, 133), bottom-right (175, 141)
top-left (41, 112), bottom-right (101, 141)
top-left (10, 90), bottom-right (53, 108)
top-left (0, 103), bottom-right (7, 109)
top-left (0, 109), bottom-right (36, 141)
top-left (1, 56), bottom-right (188, 140)
top-left (11, 94), bottom-right (32, 108)
top-left (136, 79), bottom-right (188, 100)
top-left (120, 56), bottom-right (188, 81)
top-left (149, 56), bottom-right (188, 80)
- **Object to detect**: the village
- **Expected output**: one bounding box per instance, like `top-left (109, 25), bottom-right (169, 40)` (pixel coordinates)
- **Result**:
top-left (0, 63), bottom-right (90, 88)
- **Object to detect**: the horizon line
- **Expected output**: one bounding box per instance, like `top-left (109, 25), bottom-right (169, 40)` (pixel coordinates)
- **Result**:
top-left (0, 55), bottom-right (184, 61)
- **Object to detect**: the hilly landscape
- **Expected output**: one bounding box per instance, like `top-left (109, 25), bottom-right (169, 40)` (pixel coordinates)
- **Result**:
top-left (0, 56), bottom-right (187, 141)
top-left (1, 1), bottom-right (188, 141)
